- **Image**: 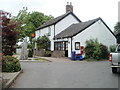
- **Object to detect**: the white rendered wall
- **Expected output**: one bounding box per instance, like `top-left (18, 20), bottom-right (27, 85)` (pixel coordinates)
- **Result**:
top-left (35, 14), bottom-right (80, 51)
top-left (72, 20), bottom-right (117, 54)
top-left (35, 30), bottom-right (40, 39)
top-left (35, 25), bottom-right (55, 50)
top-left (97, 20), bottom-right (117, 48)
top-left (55, 14), bottom-right (80, 35)
top-left (36, 25), bottom-right (54, 38)
top-left (68, 38), bottom-right (72, 57)
top-left (35, 14), bottom-right (80, 39)
top-left (35, 19), bottom-right (117, 57)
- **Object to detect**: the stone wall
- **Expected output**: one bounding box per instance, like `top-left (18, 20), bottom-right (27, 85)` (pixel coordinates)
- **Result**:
top-left (34, 49), bottom-right (45, 57)
top-left (34, 49), bottom-right (65, 58)
top-left (51, 51), bottom-right (65, 57)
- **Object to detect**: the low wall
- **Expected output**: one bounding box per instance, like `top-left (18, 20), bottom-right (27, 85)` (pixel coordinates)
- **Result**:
top-left (34, 49), bottom-right (45, 57)
top-left (34, 50), bottom-right (65, 58)
top-left (51, 51), bottom-right (65, 58)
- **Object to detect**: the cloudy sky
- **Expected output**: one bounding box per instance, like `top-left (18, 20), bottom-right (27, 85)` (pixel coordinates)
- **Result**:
top-left (0, 0), bottom-right (119, 31)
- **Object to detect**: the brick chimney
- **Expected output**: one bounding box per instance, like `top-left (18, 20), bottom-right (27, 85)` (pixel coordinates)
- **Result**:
top-left (66, 2), bottom-right (73, 13)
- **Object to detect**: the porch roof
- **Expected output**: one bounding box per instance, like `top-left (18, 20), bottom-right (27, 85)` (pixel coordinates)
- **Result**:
top-left (54, 17), bottom-right (101, 39)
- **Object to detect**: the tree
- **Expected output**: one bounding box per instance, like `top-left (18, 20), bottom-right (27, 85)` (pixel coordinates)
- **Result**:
top-left (28, 11), bottom-right (53, 44)
top-left (1, 10), bottom-right (19, 56)
top-left (12, 7), bottom-right (34, 41)
top-left (12, 7), bottom-right (54, 42)
top-left (1, 10), bottom-right (21, 72)
top-left (29, 11), bottom-right (53, 28)
top-left (114, 22), bottom-right (120, 34)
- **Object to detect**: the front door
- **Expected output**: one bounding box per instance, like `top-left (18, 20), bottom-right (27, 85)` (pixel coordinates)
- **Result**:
top-left (64, 42), bottom-right (68, 57)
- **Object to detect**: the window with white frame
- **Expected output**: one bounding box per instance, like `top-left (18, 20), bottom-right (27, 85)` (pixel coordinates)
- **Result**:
top-left (75, 42), bottom-right (80, 50)
top-left (48, 27), bottom-right (51, 36)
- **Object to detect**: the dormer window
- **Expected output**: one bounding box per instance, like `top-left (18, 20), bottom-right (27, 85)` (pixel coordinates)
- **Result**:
top-left (48, 27), bottom-right (51, 36)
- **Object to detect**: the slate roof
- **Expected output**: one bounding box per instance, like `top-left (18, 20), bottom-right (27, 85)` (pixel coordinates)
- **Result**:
top-left (37, 12), bottom-right (81, 30)
top-left (54, 17), bottom-right (116, 39)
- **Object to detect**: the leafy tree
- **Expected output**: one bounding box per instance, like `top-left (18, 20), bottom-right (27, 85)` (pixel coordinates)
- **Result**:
top-left (12, 7), bottom-right (34, 41)
top-left (12, 7), bottom-right (54, 42)
top-left (29, 11), bottom-right (53, 28)
top-left (1, 10), bottom-right (19, 56)
top-left (36, 35), bottom-right (50, 50)
top-left (114, 22), bottom-right (120, 34)
top-left (1, 10), bottom-right (21, 72)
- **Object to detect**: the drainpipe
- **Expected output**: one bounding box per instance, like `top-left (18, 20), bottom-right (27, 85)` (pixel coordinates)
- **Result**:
top-left (54, 25), bottom-right (55, 38)
top-left (71, 37), bottom-right (72, 53)
top-left (53, 24), bottom-right (56, 51)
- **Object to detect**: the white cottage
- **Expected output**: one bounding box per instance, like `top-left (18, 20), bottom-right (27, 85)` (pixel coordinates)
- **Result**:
top-left (35, 2), bottom-right (116, 57)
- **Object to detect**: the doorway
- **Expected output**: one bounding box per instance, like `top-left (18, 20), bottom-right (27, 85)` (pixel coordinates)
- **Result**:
top-left (54, 41), bottom-right (68, 57)
top-left (64, 42), bottom-right (68, 57)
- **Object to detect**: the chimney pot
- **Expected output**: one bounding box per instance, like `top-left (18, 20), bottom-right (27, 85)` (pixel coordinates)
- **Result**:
top-left (67, 2), bottom-right (69, 5)
top-left (66, 2), bottom-right (73, 13)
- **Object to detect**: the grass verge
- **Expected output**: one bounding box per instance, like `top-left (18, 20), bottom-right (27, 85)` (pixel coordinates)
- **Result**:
top-left (33, 58), bottom-right (51, 62)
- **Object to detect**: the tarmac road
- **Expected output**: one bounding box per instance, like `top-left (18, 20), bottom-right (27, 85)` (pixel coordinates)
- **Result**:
top-left (11, 61), bottom-right (119, 88)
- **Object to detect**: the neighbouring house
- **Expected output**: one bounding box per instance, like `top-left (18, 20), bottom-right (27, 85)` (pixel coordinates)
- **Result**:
top-left (35, 2), bottom-right (117, 57)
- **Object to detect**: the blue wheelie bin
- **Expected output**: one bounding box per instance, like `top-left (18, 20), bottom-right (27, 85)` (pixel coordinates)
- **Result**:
top-left (70, 51), bottom-right (76, 60)
top-left (76, 54), bottom-right (83, 60)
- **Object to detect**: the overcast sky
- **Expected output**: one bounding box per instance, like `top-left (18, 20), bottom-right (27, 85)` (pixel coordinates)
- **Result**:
top-left (0, 0), bottom-right (119, 31)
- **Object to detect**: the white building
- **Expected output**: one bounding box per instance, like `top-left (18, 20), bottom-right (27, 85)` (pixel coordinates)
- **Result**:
top-left (35, 2), bottom-right (117, 57)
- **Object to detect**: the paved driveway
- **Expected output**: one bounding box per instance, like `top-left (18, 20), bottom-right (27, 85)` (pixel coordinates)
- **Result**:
top-left (11, 61), bottom-right (119, 88)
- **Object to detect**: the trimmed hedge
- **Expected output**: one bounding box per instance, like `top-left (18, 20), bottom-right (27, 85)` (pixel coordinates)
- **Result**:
top-left (2, 56), bottom-right (21, 72)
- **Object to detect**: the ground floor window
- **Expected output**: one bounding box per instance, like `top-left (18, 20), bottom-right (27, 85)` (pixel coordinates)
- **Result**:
top-left (75, 42), bottom-right (80, 50)
top-left (54, 41), bottom-right (68, 51)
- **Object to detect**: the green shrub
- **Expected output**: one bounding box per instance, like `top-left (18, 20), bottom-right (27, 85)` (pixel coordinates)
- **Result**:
top-left (100, 44), bottom-right (109, 59)
top-left (109, 45), bottom-right (116, 52)
top-left (28, 49), bottom-right (33, 57)
top-left (28, 44), bottom-right (34, 49)
top-left (92, 45), bottom-right (102, 60)
top-left (84, 39), bottom-right (109, 60)
top-left (44, 51), bottom-right (52, 57)
top-left (84, 39), bottom-right (98, 59)
top-left (2, 56), bottom-right (21, 72)
top-left (36, 35), bottom-right (50, 50)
